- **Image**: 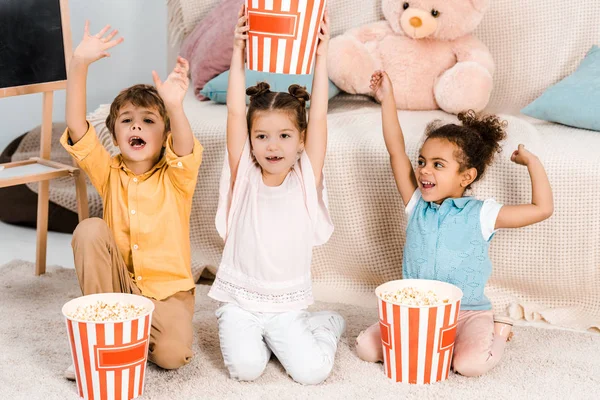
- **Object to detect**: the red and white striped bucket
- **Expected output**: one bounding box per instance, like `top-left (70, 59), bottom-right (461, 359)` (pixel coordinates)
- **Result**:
top-left (245, 0), bottom-right (327, 74)
top-left (62, 293), bottom-right (155, 400)
top-left (376, 279), bottom-right (463, 384)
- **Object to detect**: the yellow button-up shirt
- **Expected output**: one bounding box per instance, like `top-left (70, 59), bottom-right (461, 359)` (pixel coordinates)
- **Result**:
top-left (60, 124), bottom-right (203, 300)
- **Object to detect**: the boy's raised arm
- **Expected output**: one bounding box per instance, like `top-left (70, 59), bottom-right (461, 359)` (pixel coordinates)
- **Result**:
top-left (66, 21), bottom-right (123, 143)
top-left (152, 56), bottom-right (195, 156)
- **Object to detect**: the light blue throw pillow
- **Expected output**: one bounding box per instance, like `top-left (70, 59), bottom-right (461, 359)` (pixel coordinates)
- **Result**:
top-left (521, 45), bottom-right (600, 131)
top-left (200, 68), bottom-right (340, 108)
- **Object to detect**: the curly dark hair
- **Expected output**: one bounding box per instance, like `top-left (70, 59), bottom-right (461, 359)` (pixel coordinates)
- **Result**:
top-left (424, 110), bottom-right (507, 190)
top-left (246, 81), bottom-right (310, 140)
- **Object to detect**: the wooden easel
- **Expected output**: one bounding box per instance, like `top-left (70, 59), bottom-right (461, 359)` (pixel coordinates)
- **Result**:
top-left (0, 0), bottom-right (88, 275)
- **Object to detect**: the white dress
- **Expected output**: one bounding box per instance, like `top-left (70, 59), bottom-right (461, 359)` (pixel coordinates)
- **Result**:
top-left (208, 139), bottom-right (334, 312)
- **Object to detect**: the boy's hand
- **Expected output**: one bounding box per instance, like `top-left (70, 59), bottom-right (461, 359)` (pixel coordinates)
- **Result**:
top-left (152, 56), bottom-right (190, 109)
top-left (233, 4), bottom-right (249, 50)
top-left (510, 144), bottom-right (537, 166)
top-left (73, 20), bottom-right (123, 65)
top-left (316, 8), bottom-right (330, 56)
top-left (370, 70), bottom-right (394, 104)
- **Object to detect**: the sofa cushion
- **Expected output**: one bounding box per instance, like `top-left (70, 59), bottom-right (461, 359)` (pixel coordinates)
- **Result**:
top-left (521, 45), bottom-right (600, 131)
top-left (179, 0), bottom-right (244, 100)
top-left (200, 68), bottom-right (340, 106)
top-left (177, 0), bottom-right (378, 101)
top-left (167, 0), bottom-right (221, 45)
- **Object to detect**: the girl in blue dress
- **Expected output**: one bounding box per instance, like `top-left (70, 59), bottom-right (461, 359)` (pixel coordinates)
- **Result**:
top-left (356, 71), bottom-right (554, 377)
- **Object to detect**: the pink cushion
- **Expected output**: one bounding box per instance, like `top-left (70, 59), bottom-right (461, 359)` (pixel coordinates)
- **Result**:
top-left (180, 0), bottom-right (244, 101)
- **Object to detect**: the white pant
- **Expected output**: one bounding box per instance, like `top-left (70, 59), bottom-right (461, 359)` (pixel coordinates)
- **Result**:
top-left (215, 303), bottom-right (343, 385)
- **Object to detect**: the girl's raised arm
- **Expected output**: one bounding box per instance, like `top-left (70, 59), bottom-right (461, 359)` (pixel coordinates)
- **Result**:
top-left (495, 145), bottom-right (553, 229)
top-left (370, 70), bottom-right (418, 205)
top-left (304, 10), bottom-right (330, 187)
top-left (227, 5), bottom-right (250, 183)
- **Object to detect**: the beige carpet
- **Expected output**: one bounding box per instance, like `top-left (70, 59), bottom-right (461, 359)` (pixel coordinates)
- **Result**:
top-left (1, 260), bottom-right (598, 400)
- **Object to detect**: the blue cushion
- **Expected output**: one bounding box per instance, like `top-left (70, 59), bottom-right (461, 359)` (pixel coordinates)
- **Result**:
top-left (521, 45), bottom-right (600, 131)
top-left (200, 68), bottom-right (340, 108)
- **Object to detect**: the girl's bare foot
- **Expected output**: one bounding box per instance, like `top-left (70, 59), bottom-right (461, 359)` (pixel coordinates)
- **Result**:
top-left (494, 316), bottom-right (514, 341)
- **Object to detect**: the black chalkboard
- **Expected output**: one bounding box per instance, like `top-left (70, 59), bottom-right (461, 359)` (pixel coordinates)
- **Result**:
top-left (0, 0), bottom-right (67, 89)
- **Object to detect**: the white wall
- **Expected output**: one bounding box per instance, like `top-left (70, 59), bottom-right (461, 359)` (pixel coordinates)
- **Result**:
top-left (0, 0), bottom-right (168, 152)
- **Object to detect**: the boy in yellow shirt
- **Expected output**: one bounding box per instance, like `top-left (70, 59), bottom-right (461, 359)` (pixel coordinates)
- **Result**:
top-left (61, 22), bottom-right (203, 379)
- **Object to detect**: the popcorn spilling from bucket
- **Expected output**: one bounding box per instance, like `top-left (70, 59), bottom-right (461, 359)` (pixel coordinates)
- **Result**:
top-left (379, 287), bottom-right (450, 306)
top-left (67, 300), bottom-right (148, 322)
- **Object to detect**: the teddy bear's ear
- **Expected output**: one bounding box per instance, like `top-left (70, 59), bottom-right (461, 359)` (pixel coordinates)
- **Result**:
top-left (470, 0), bottom-right (490, 12)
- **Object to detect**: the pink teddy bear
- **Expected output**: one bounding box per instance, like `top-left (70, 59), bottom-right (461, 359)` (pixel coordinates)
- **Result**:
top-left (328, 0), bottom-right (494, 114)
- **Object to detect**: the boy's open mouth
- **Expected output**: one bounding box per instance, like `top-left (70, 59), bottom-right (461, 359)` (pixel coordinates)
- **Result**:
top-left (129, 136), bottom-right (147, 149)
top-left (266, 156), bottom-right (283, 163)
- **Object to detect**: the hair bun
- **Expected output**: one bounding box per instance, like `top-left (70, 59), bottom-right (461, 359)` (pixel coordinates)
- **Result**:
top-left (288, 84), bottom-right (310, 104)
top-left (246, 82), bottom-right (271, 99)
top-left (457, 109), bottom-right (507, 146)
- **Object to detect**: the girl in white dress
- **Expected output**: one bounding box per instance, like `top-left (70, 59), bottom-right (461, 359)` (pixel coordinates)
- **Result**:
top-left (208, 6), bottom-right (345, 385)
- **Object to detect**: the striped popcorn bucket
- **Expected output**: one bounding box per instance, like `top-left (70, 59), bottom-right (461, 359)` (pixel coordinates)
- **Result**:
top-left (245, 0), bottom-right (327, 74)
top-left (62, 293), bottom-right (155, 400)
top-left (376, 279), bottom-right (463, 384)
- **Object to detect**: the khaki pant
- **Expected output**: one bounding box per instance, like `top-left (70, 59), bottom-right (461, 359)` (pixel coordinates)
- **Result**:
top-left (71, 218), bottom-right (194, 370)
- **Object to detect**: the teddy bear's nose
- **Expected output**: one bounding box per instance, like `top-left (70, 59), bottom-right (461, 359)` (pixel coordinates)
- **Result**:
top-left (410, 17), bottom-right (423, 28)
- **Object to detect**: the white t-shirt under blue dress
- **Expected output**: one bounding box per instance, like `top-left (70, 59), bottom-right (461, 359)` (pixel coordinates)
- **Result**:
top-left (403, 189), bottom-right (503, 311)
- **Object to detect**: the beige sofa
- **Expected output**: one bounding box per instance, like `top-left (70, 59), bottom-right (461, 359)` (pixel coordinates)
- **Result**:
top-left (15, 0), bottom-right (600, 332)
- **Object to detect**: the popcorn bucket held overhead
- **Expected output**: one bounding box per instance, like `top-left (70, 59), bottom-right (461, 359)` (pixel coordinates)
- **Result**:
top-left (376, 279), bottom-right (463, 384)
top-left (62, 293), bottom-right (155, 400)
top-left (245, 0), bottom-right (327, 74)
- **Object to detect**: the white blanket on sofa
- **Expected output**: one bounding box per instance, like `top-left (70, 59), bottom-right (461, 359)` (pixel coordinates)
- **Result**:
top-left (13, 92), bottom-right (600, 332)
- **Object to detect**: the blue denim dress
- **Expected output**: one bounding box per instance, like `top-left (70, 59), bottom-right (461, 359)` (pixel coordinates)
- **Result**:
top-left (403, 192), bottom-right (495, 310)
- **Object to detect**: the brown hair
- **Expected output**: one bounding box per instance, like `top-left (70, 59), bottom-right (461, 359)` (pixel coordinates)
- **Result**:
top-left (424, 110), bottom-right (507, 189)
top-left (105, 84), bottom-right (170, 138)
top-left (245, 82), bottom-right (310, 140)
